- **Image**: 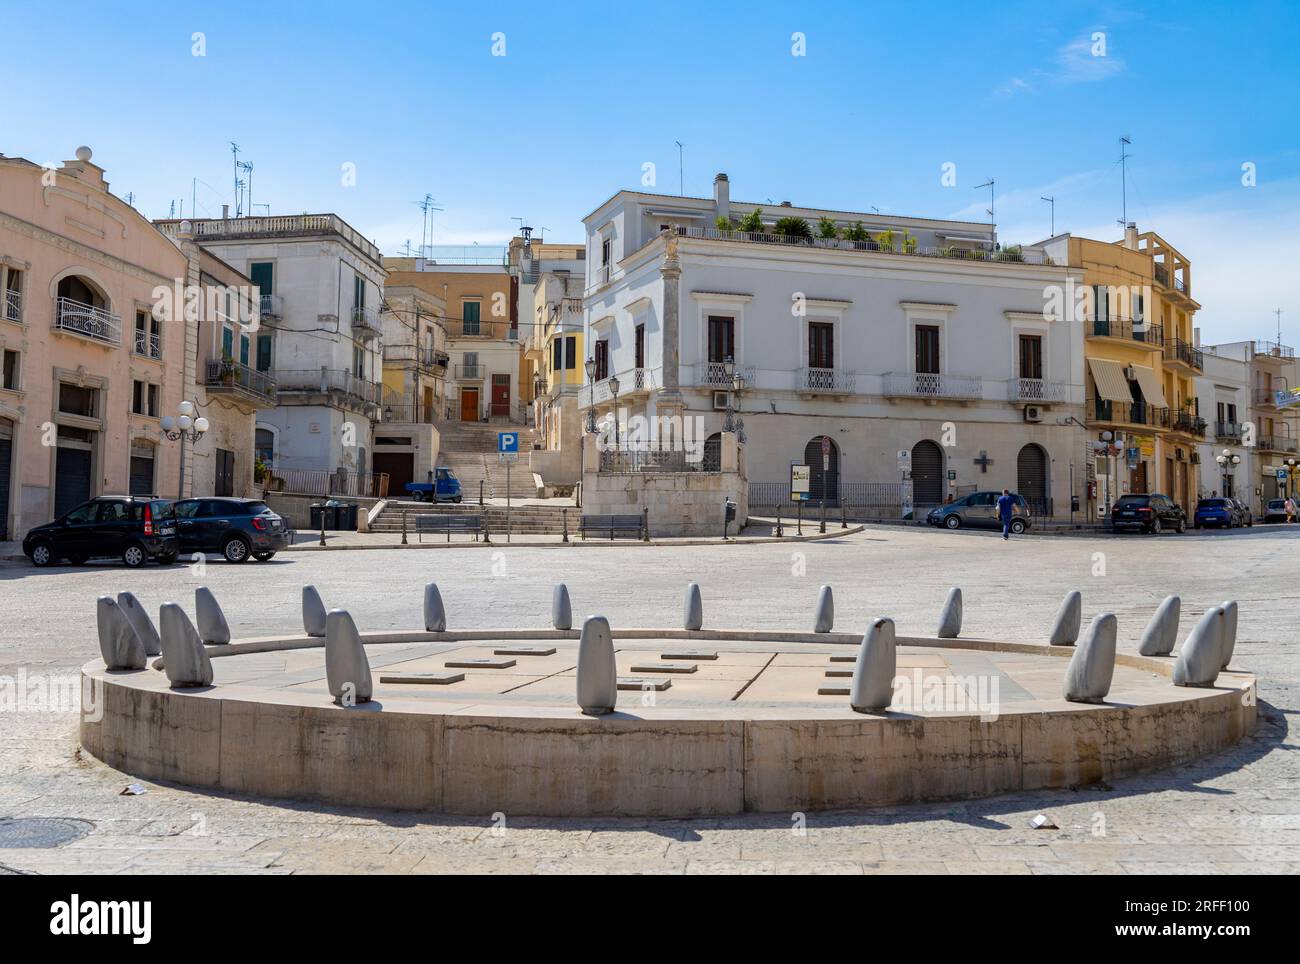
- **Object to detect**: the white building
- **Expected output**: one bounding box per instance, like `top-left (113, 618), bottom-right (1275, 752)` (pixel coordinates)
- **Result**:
top-left (156, 214), bottom-right (386, 485)
top-left (1194, 350), bottom-right (1254, 502)
top-left (580, 174), bottom-right (1087, 516)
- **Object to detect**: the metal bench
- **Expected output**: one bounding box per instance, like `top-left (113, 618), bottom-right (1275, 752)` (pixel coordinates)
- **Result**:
top-left (579, 513), bottom-right (644, 540)
top-left (415, 514), bottom-right (484, 543)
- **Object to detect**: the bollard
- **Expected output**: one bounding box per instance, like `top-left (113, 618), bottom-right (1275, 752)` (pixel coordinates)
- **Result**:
top-left (401, 510), bottom-right (408, 545)
top-left (159, 603), bottom-right (213, 688)
top-left (936, 587), bottom-right (962, 639)
top-left (820, 497), bottom-right (827, 534)
top-left (116, 592), bottom-right (161, 657)
top-left (775, 504), bottom-right (783, 538)
top-left (683, 582), bottom-right (703, 631)
top-left (325, 609), bottom-right (372, 705)
top-left (1048, 590), bottom-right (1082, 646)
top-left (797, 501), bottom-right (803, 536)
top-left (562, 507), bottom-right (569, 543)
top-left (319, 507), bottom-right (326, 547)
top-left (813, 585), bottom-right (834, 633)
top-left (1174, 606), bottom-right (1225, 688)
top-left (482, 516), bottom-right (491, 544)
top-left (195, 587), bottom-right (231, 645)
top-left (841, 499), bottom-right (847, 529)
top-left (302, 585), bottom-right (328, 637)
top-left (850, 617), bottom-right (896, 713)
top-left (1063, 613), bottom-right (1117, 703)
top-left (1137, 595), bottom-right (1180, 657)
top-left (424, 583), bottom-right (447, 632)
top-left (552, 584), bottom-right (572, 630)
top-left (642, 507), bottom-right (650, 542)
top-left (97, 596), bottom-right (147, 670)
top-left (1219, 600), bottom-right (1239, 669)
top-left (576, 615), bottom-right (617, 715)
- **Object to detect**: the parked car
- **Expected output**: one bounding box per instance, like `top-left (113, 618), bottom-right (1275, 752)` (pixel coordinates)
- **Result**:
top-left (926, 491), bottom-right (1031, 533)
top-left (403, 467), bottom-right (462, 503)
top-left (1233, 499), bottom-right (1254, 527)
top-left (174, 498), bottom-right (291, 563)
top-left (23, 495), bottom-right (178, 568)
top-left (1109, 493), bottom-right (1186, 534)
top-left (1263, 499), bottom-right (1290, 523)
top-left (1194, 498), bottom-right (1239, 529)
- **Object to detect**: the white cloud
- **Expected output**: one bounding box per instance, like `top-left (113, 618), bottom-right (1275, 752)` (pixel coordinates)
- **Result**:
top-left (994, 30), bottom-right (1125, 96)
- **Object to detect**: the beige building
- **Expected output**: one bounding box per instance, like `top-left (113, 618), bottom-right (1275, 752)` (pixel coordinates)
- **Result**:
top-left (1, 147), bottom-right (191, 540)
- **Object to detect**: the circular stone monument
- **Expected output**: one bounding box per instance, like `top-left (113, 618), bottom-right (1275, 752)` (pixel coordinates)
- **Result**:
top-left (81, 625), bottom-right (1257, 817)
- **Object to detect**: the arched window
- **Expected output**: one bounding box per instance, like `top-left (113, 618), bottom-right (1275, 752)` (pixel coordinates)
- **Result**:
top-left (803, 436), bottom-right (839, 501)
top-left (911, 440), bottom-right (944, 506)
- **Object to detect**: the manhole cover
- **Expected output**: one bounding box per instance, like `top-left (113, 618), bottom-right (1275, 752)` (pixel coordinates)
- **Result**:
top-left (0, 817), bottom-right (94, 849)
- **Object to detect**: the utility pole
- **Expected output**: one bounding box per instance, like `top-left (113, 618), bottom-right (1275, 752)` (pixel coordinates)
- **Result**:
top-left (1041, 195), bottom-right (1055, 236)
top-left (675, 141), bottom-right (684, 195)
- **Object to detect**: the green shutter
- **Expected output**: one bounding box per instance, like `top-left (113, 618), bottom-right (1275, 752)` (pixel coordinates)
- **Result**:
top-left (256, 335), bottom-right (272, 372)
top-left (221, 326), bottom-right (234, 359)
top-left (249, 262), bottom-right (273, 295)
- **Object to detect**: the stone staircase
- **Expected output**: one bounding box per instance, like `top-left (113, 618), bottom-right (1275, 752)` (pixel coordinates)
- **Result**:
top-left (435, 419), bottom-right (541, 500)
top-left (371, 500), bottom-right (574, 536)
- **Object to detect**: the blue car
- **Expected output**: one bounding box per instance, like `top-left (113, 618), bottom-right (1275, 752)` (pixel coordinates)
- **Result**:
top-left (404, 467), bottom-right (463, 503)
top-left (1194, 498), bottom-right (1238, 529)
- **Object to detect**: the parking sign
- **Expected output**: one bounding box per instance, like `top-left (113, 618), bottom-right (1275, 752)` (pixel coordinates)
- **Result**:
top-left (497, 432), bottom-right (519, 453)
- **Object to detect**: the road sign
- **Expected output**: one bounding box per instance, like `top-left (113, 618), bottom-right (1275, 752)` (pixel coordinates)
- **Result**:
top-left (498, 452), bottom-right (518, 464)
top-left (790, 463), bottom-right (811, 501)
top-left (497, 431), bottom-right (519, 453)
top-left (821, 437), bottom-right (831, 457)
top-left (1277, 468), bottom-right (1288, 482)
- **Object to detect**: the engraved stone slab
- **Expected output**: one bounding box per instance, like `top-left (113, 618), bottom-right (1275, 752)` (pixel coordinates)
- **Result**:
top-left (663, 651), bottom-right (717, 660)
top-left (617, 677), bottom-right (672, 691)
top-left (445, 657), bottom-right (517, 670)
top-left (379, 672), bottom-right (465, 685)
top-left (630, 663), bottom-right (698, 674)
top-left (818, 684), bottom-right (850, 696)
top-left (494, 646), bottom-right (557, 657)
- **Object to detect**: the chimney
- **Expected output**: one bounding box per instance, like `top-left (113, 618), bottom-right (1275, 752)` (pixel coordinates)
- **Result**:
top-left (713, 173), bottom-right (730, 222)
top-left (222, 204), bottom-right (229, 220)
top-left (1123, 221), bottom-right (1138, 249)
top-left (1193, 327), bottom-right (1201, 348)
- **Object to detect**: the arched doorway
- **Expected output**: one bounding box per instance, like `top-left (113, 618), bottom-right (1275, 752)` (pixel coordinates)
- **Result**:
top-left (702, 432), bottom-right (722, 472)
top-left (911, 440), bottom-right (943, 507)
top-left (804, 436), bottom-right (839, 502)
top-left (0, 417), bottom-right (12, 540)
top-left (1017, 443), bottom-right (1049, 515)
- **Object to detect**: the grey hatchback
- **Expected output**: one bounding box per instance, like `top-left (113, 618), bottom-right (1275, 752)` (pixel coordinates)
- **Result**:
top-left (926, 491), bottom-right (1031, 533)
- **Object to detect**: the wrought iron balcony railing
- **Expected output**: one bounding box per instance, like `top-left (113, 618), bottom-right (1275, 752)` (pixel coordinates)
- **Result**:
top-left (1164, 338), bottom-right (1204, 371)
top-left (204, 360), bottom-right (276, 400)
top-left (798, 367), bottom-right (857, 393)
top-left (1007, 377), bottom-right (1067, 403)
top-left (882, 372), bottom-right (984, 400)
top-left (54, 297), bottom-right (121, 345)
top-left (3, 289), bottom-right (20, 323)
top-left (133, 329), bottom-right (162, 359)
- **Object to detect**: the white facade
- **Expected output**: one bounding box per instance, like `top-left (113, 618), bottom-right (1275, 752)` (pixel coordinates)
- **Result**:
top-left (157, 215), bottom-right (386, 477)
top-left (580, 176), bottom-right (1088, 515)
top-left (1194, 350), bottom-right (1253, 501)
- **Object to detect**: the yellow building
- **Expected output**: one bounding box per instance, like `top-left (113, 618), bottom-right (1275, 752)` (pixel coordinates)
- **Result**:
top-left (1062, 224), bottom-right (1204, 516)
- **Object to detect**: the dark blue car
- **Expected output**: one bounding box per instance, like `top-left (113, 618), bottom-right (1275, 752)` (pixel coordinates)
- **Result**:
top-left (174, 497), bottom-right (291, 562)
top-left (1194, 498), bottom-right (1238, 529)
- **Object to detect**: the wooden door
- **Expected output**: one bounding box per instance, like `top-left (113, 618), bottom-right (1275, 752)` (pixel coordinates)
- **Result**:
top-left (460, 387), bottom-right (479, 421)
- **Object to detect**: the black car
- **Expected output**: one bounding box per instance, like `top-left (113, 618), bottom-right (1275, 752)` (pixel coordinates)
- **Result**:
top-left (23, 495), bottom-right (179, 567)
top-left (173, 498), bottom-right (291, 563)
top-left (1109, 493), bottom-right (1187, 534)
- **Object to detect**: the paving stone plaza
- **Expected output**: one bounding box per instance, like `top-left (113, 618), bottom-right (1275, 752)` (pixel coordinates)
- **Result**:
top-left (1, 525), bottom-right (1295, 875)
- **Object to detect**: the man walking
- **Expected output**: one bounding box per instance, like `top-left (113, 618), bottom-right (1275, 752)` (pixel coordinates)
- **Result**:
top-left (997, 488), bottom-right (1017, 540)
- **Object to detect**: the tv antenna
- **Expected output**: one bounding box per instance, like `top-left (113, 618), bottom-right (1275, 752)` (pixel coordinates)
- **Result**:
top-left (1276, 308), bottom-right (1284, 345)
top-left (230, 142), bottom-right (241, 215)
top-left (415, 194), bottom-right (444, 258)
top-left (1041, 196), bottom-right (1056, 236)
top-left (1117, 136), bottom-right (1132, 228)
top-left (238, 160), bottom-right (254, 217)
top-left (675, 141), bottom-right (684, 195)
top-left (974, 179), bottom-right (995, 230)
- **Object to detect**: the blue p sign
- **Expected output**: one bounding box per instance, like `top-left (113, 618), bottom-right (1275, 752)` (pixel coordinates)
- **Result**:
top-left (498, 432), bottom-right (519, 453)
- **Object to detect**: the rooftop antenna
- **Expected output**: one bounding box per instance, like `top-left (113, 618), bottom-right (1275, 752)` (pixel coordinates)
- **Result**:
top-left (1041, 195), bottom-right (1055, 236)
top-left (238, 160), bottom-right (254, 217)
top-left (415, 194), bottom-right (443, 258)
top-left (974, 179), bottom-right (995, 235)
top-left (1276, 308), bottom-right (1284, 345)
top-left (675, 141), bottom-right (684, 195)
top-left (230, 142), bottom-right (241, 216)
top-left (871, 206), bottom-right (880, 215)
top-left (1118, 135), bottom-right (1132, 228)
top-left (125, 192), bottom-right (136, 207)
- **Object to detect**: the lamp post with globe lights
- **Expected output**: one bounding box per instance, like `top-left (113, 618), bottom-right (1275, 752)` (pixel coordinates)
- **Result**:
top-left (160, 400), bottom-right (209, 499)
top-left (1215, 448), bottom-right (1241, 499)
top-left (584, 357), bottom-right (597, 433)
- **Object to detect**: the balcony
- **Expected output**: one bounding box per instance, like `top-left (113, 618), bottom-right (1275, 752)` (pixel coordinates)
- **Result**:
top-left (1153, 264), bottom-right (1189, 296)
top-left (259, 293), bottom-right (283, 320)
top-left (3, 289), bottom-right (20, 323)
top-left (1254, 340), bottom-right (1295, 360)
top-left (53, 297), bottom-right (121, 346)
top-left (155, 214), bottom-right (382, 264)
top-left (271, 368), bottom-right (382, 409)
top-left (1085, 317), bottom-right (1164, 348)
top-left (797, 367), bottom-right (857, 395)
top-left (1088, 397), bottom-right (1169, 428)
top-left (448, 320), bottom-right (491, 338)
top-left (1258, 435), bottom-right (1298, 455)
top-left (1215, 421), bottom-right (1244, 443)
top-left (133, 329), bottom-right (162, 359)
top-left (1169, 411), bottom-right (1207, 438)
top-left (351, 305), bottom-right (381, 339)
top-left (882, 372), bottom-right (984, 401)
top-left (695, 361), bottom-right (756, 388)
top-left (454, 364), bottom-right (484, 381)
top-left (1252, 387), bottom-right (1284, 407)
top-left (384, 345), bottom-right (447, 372)
top-left (1007, 377), bottom-right (1067, 403)
top-left (204, 360), bottom-right (276, 404)
top-left (1164, 338), bottom-right (1204, 372)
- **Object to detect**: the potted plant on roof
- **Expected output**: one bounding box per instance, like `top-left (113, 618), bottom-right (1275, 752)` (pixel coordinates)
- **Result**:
top-left (817, 216), bottom-right (839, 242)
top-left (842, 221), bottom-right (870, 247)
top-left (774, 216), bottom-right (812, 243)
top-left (738, 208), bottom-right (766, 238)
top-left (902, 231), bottom-right (918, 254)
top-left (874, 229), bottom-right (896, 253)
top-left (714, 215), bottom-right (735, 236)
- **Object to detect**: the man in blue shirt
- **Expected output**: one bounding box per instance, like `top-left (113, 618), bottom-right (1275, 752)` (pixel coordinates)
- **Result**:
top-left (996, 488), bottom-right (1017, 540)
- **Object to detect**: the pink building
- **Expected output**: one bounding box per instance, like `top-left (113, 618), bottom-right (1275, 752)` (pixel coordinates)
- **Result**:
top-left (0, 147), bottom-right (188, 540)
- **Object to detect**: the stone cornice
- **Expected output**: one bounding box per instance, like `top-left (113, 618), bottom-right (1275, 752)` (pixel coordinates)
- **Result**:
top-left (0, 210), bottom-right (179, 287)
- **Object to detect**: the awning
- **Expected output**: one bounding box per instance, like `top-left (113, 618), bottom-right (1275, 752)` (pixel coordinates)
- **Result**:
top-left (1088, 358), bottom-right (1132, 402)
top-left (1130, 365), bottom-right (1168, 408)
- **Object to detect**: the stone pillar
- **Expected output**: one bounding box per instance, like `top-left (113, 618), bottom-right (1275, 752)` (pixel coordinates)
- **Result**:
top-left (656, 238), bottom-right (684, 422)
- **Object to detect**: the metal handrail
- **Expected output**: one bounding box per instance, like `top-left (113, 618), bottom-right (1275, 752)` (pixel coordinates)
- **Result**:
top-left (205, 360), bottom-right (276, 398)
top-left (3, 288), bottom-right (19, 322)
top-left (1008, 377), bottom-right (1067, 402)
top-left (54, 296), bottom-right (121, 345)
top-left (882, 372), bottom-right (983, 399)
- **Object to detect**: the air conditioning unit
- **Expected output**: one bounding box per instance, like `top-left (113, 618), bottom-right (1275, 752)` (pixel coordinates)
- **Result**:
top-left (1190, 452), bottom-right (1201, 464)
top-left (1023, 404), bottom-right (1043, 423)
top-left (712, 391), bottom-right (730, 410)
top-left (1123, 366), bottom-right (1137, 380)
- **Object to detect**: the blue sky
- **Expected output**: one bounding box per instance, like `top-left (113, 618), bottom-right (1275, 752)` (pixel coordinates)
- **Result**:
top-left (3, 0), bottom-right (1298, 341)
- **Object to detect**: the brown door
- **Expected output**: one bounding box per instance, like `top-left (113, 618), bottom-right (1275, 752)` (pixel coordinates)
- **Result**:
top-left (373, 452), bottom-right (414, 492)
top-left (460, 387), bottom-right (479, 421)
top-left (491, 374), bottom-right (511, 417)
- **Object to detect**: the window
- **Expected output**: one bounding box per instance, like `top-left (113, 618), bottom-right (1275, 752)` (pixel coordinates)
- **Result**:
top-left (565, 336), bottom-right (576, 369)
top-left (462, 300), bottom-right (481, 335)
top-left (256, 334), bottom-right (272, 372)
top-left (808, 322), bottom-right (834, 369)
top-left (915, 325), bottom-right (940, 374)
top-left (1227, 402), bottom-right (1237, 423)
top-left (353, 274), bottom-right (365, 313)
top-left (1093, 285), bottom-right (1110, 322)
top-left (255, 427), bottom-right (275, 466)
top-left (2, 349), bottom-right (17, 390)
top-left (132, 380), bottom-right (159, 417)
top-left (1018, 334), bottom-right (1043, 379)
top-left (63, 502), bottom-right (99, 524)
top-left (249, 262), bottom-right (273, 296)
top-left (240, 333), bottom-right (250, 367)
top-left (552, 339), bottom-right (563, 372)
top-left (594, 340), bottom-right (609, 381)
top-left (221, 325), bottom-right (234, 361)
top-left (635, 324), bottom-right (645, 369)
top-left (353, 345), bottom-right (365, 378)
top-left (707, 315), bottom-right (735, 363)
top-left (58, 383), bottom-right (97, 417)
top-left (601, 237), bottom-right (612, 266)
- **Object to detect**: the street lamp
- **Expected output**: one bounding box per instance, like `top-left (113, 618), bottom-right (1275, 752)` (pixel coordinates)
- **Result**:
top-left (160, 400), bottom-right (209, 499)
top-left (584, 356), bottom-right (597, 433)
top-left (1216, 448), bottom-right (1241, 498)
top-left (722, 355), bottom-right (737, 432)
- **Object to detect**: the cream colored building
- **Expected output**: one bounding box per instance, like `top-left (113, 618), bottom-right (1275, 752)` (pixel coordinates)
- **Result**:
top-left (1, 147), bottom-right (189, 540)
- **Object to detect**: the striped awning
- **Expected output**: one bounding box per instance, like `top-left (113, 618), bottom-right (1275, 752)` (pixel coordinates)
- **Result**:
top-left (1130, 365), bottom-right (1168, 408)
top-left (1088, 357), bottom-right (1132, 403)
